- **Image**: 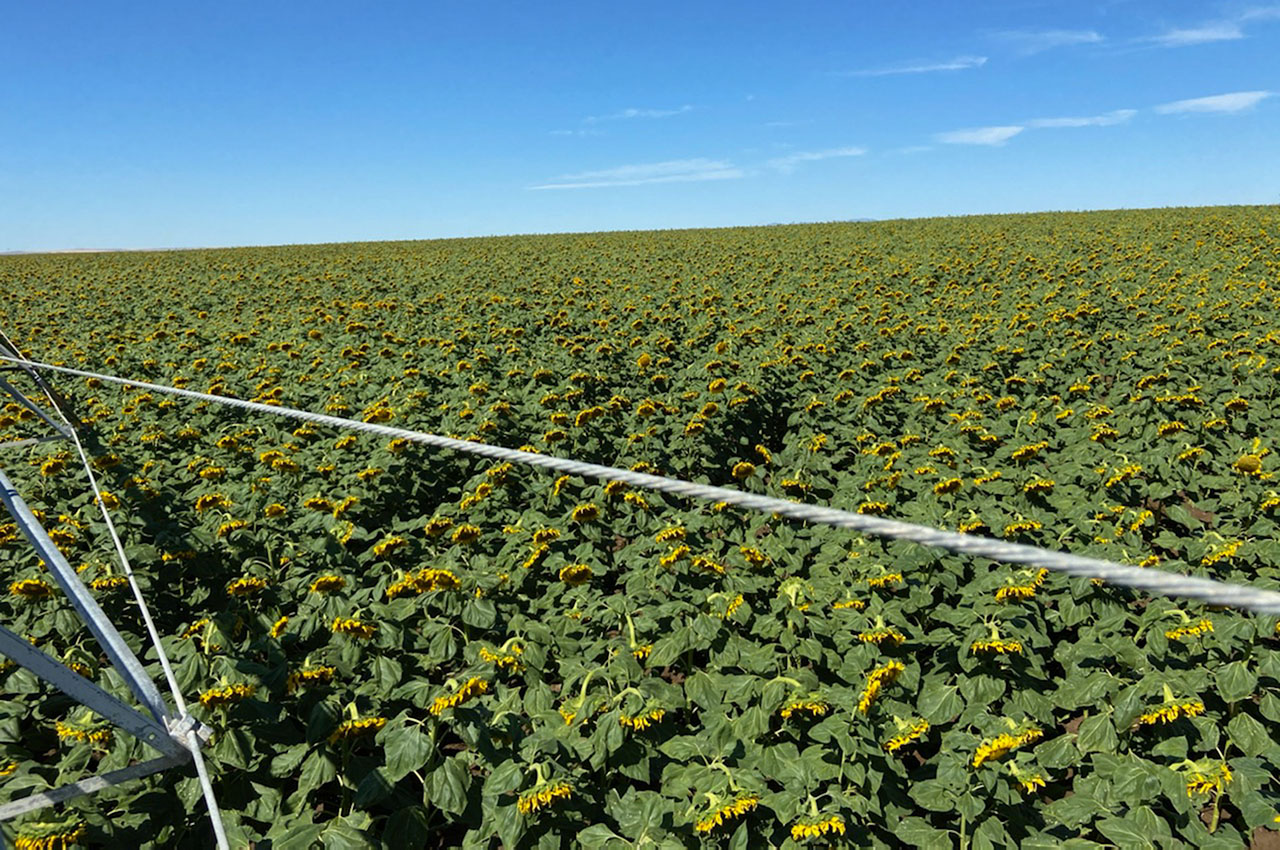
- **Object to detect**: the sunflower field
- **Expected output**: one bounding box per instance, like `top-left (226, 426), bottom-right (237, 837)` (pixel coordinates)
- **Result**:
top-left (2, 206), bottom-right (1280, 848)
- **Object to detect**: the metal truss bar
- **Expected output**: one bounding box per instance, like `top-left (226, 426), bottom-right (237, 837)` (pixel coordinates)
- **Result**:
top-left (0, 468), bottom-right (171, 726)
top-left (0, 435), bottom-right (66, 451)
top-left (0, 377), bottom-right (72, 440)
top-left (0, 753), bottom-right (188, 821)
top-left (0, 626), bottom-right (183, 759)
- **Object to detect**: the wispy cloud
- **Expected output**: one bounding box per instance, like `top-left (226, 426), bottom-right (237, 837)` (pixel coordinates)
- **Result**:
top-left (1028, 109), bottom-right (1137, 128)
top-left (767, 146), bottom-right (867, 173)
top-left (844, 55), bottom-right (987, 77)
top-left (550, 128), bottom-right (604, 137)
top-left (1150, 22), bottom-right (1244, 46)
top-left (583, 105), bottom-right (693, 124)
top-left (936, 125), bottom-right (1024, 146)
top-left (1240, 6), bottom-right (1280, 22)
top-left (994, 29), bottom-right (1103, 54)
top-left (1155, 90), bottom-right (1273, 114)
top-left (933, 89), bottom-right (1268, 151)
top-left (529, 158), bottom-right (743, 190)
top-left (1145, 7), bottom-right (1280, 47)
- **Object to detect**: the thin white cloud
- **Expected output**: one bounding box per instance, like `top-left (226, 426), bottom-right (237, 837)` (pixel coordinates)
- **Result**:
top-left (529, 158), bottom-right (744, 190)
top-left (584, 105), bottom-right (693, 124)
top-left (1155, 90), bottom-right (1273, 114)
top-left (936, 125), bottom-right (1024, 146)
top-left (550, 128), bottom-right (604, 137)
top-left (768, 146), bottom-right (867, 173)
top-left (1240, 6), bottom-right (1280, 22)
top-left (1150, 22), bottom-right (1244, 46)
top-left (994, 29), bottom-right (1103, 54)
top-left (1144, 6), bottom-right (1280, 47)
top-left (1028, 109), bottom-right (1137, 128)
top-left (845, 55), bottom-right (987, 77)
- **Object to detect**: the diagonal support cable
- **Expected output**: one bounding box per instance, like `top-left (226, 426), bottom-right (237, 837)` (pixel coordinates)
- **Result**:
top-left (5, 354), bottom-right (1280, 615)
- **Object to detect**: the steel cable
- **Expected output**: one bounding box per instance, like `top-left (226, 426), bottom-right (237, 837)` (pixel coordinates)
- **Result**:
top-left (4, 354), bottom-right (1280, 615)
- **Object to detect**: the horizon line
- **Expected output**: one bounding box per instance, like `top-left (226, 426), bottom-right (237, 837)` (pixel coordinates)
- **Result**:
top-left (3, 202), bottom-right (1276, 256)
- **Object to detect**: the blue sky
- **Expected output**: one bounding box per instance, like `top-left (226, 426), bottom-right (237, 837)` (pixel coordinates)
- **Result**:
top-left (2, 1), bottom-right (1277, 250)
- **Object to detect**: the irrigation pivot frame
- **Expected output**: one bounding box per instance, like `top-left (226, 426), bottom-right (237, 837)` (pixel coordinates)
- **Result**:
top-left (0, 341), bottom-right (227, 849)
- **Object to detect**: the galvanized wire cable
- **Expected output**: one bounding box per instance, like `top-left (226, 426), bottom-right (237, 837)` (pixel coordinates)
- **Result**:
top-left (6, 354), bottom-right (1280, 615)
top-left (0, 341), bottom-right (230, 850)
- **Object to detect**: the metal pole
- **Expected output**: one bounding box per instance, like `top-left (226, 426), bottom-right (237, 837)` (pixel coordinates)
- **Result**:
top-left (0, 754), bottom-right (188, 820)
top-left (0, 468), bottom-right (171, 726)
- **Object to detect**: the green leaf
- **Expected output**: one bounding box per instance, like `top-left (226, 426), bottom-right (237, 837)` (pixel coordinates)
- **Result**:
top-left (1037, 734), bottom-right (1082, 769)
top-left (577, 824), bottom-right (625, 849)
top-left (971, 817), bottom-right (1009, 850)
top-left (959, 673), bottom-right (1005, 706)
top-left (321, 815), bottom-right (376, 849)
top-left (684, 672), bottom-right (720, 710)
top-left (493, 798), bottom-right (525, 849)
top-left (306, 700), bottom-right (340, 745)
top-left (1237, 789), bottom-right (1280, 829)
top-left (909, 779), bottom-right (957, 813)
top-left (427, 755), bottom-right (472, 816)
top-left (462, 597), bottom-right (496, 628)
top-left (1227, 712), bottom-right (1270, 757)
top-left (267, 821), bottom-right (325, 850)
top-left (895, 817), bottom-right (952, 849)
top-left (383, 725), bottom-right (432, 782)
top-left (1150, 735), bottom-right (1187, 759)
top-left (270, 744), bottom-right (312, 779)
top-left (1043, 792), bottom-right (1108, 828)
top-left (384, 806), bottom-right (431, 848)
top-left (353, 768), bottom-right (394, 809)
top-left (1216, 661), bottom-right (1257, 702)
top-left (1075, 714), bottom-right (1118, 754)
top-left (483, 759), bottom-right (523, 797)
top-left (611, 790), bottom-right (670, 841)
top-left (298, 749), bottom-right (337, 794)
top-left (1164, 504), bottom-right (1198, 530)
top-left (372, 655), bottom-right (403, 692)
top-left (917, 680), bottom-right (963, 723)
top-left (659, 736), bottom-right (703, 761)
top-left (1096, 817), bottom-right (1155, 849)
top-left (213, 727), bottom-right (252, 768)
top-left (735, 706), bottom-right (769, 740)
top-left (649, 627), bottom-right (690, 668)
